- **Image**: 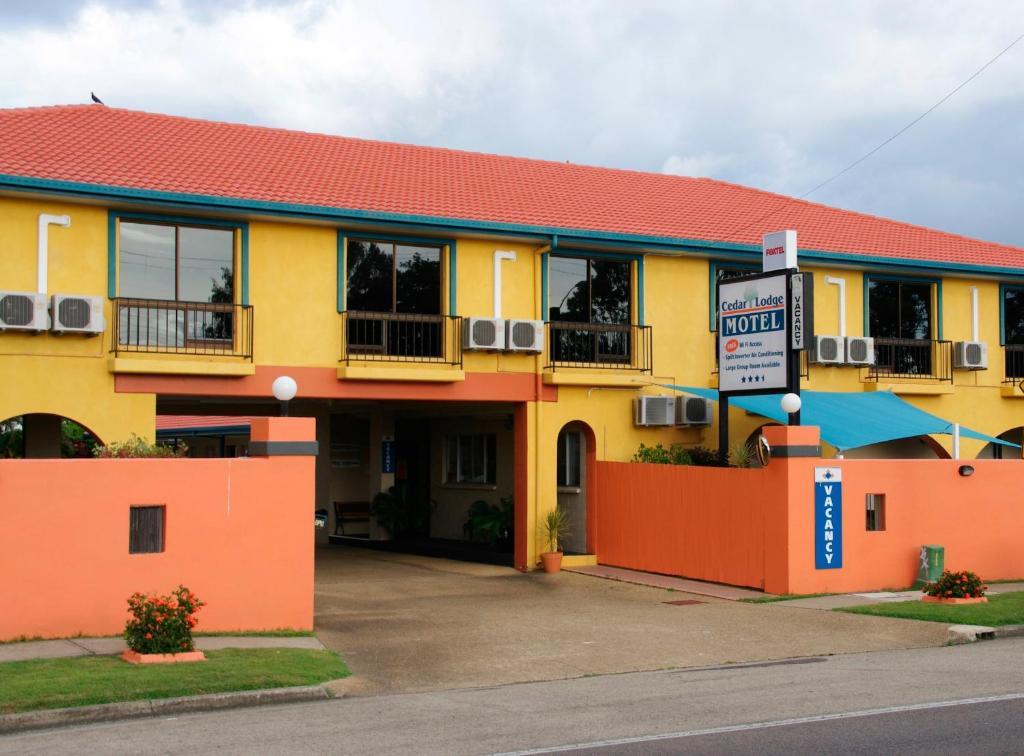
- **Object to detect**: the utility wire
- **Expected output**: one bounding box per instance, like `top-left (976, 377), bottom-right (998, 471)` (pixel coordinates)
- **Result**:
top-left (691, 30), bottom-right (1024, 251)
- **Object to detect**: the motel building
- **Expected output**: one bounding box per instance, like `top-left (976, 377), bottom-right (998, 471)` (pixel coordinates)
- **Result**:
top-left (3, 103), bottom-right (1024, 577)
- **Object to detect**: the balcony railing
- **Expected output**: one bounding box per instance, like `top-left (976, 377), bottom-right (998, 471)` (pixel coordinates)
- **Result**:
top-left (341, 311), bottom-right (463, 366)
top-left (867, 338), bottom-right (952, 382)
top-left (545, 322), bottom-right (653, 372)
top-left (1004, 345), bottom-right (1024, 384)
top-left (111, 298), bottom-right (253, 359)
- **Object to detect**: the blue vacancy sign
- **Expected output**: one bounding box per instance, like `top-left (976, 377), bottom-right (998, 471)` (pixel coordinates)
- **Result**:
top-left (381, 436), bottom-right (396, 474)
top-left (814, 467), bottom-right (843, 569)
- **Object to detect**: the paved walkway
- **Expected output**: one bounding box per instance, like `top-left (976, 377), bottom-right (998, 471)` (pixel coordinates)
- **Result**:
top-left (778, 581), bottom-right (1024, 610)
top-left (314, 546), bottom-right (948, 695)
top-left (565, 564), bottom-right (769, 600)
top-left (0, 635), bottom-right (324, 663)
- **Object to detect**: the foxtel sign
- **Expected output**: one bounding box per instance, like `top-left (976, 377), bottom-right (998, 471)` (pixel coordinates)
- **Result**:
top-left (762, 229), bottom-right (797, 272)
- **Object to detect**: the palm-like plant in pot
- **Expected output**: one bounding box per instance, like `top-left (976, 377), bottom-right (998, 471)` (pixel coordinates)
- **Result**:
top-left (540, 507), bottom-right (571, 573)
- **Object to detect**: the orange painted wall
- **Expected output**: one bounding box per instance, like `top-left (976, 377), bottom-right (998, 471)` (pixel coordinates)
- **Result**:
top-left (0, 418), bottom-right (315, 640)
top-left (782, 457), bottom-right (1024, 594)
top-left (594, 463), bottom-right (774, 589)
top-left (593, 445), bottom-right (1024, 595)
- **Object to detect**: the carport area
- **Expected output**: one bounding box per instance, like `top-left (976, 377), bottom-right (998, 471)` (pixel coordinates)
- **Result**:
top-left (314, 546), bottom-right (949, 695)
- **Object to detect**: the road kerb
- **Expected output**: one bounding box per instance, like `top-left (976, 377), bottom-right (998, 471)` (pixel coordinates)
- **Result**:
top-left (0, 684), bottom-right (336, 735)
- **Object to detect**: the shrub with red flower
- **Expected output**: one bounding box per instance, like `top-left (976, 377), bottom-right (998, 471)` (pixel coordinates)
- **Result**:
top-left (125, 585), bottom-right (204, 654)
top-left (923, 570), bottom-right (987, 600)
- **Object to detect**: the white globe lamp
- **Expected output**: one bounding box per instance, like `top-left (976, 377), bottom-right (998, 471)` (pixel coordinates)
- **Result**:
top-left (272, 375), bottom-right (298, 416)
top-left (780, 392), bottom-right (802, 416)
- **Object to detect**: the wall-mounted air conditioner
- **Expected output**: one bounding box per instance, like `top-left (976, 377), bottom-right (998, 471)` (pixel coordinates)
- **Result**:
top-left (634, 396), bottom-right (675, 427)
top-left (675, 395), bottom-right (713, 427)
top-left (504, 319), bottom-right (543, 353)
top-left (809, 335), bottom-right (844, 365)
top-left (845, 336), bottom-right (875, 366)
top-left (0, 291), bottom-right (49, 332)
top-left (462, 317), bottom-right (506, 351)
top-left (954, 341), bottom-right (987, 370)
top-left (51, 294), bottom-right (105, 335)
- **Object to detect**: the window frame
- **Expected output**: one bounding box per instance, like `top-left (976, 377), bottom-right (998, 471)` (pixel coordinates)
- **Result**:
top-left (556, 430), bottom-right (582, 489)
top-left (129, 504), bottom-right (166, 554)
top-left (546, 252), bottom-right (635, 326)
top-left (999, 283), bottom-right (1024, 346)
top-left (865, 493), bottom-right (886, 532)
top-left (445, 433), bottom-right (497, 486)
top-left (108, 211), bottom-right (247, 305)
top-left (339, 232), bottom-right (455, 316)
top-left (863, 274), bottom-right (943, 341)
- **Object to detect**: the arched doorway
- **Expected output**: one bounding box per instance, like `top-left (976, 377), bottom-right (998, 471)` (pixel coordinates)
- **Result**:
top-left (0, 414), bottom-right (102, 459)
top-left (976, 428), bottom-right (1024, 459)
top-left (555, 421), bottom-right (596, 555)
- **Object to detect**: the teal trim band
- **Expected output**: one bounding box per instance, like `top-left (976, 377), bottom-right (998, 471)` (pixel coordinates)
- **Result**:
top-left (540, 252), bottom-right (549, 321)
top-left (9, 173), bottom-right (1024, 280)
top-left (240, 224), bottom-right (249, 306)
top-left (863, 273), bottom-right (943, 339)
top-left (637, 256), bottom-right (645, 326)
top-left (708, 260), bottom-right (759, 331)
top-left (108, 210), bottom-right (249, 303)
top-left (448, 240), bottom-right (457, 316)
top-left (337, 233), bottom-right (346, 313)
top-left (106, 211), bottom-right (117, 298)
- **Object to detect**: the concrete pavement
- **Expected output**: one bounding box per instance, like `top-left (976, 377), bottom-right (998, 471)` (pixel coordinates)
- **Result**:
top-left (314, 546), bottom-right (949, 695)
top-left (0, 635), bottom-right (324, 663)
top-left (5, 637), bottom-right (1024, 754)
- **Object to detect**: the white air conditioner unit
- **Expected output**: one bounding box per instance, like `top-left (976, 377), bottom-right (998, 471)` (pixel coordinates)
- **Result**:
top-left (51, 294), bottom-right (105, 335)
top-left (809, 335), bottom-right (844, 365)
top-left (675, 395), bottom-right (713, 427)
top-left (845, 336), bottom-right (875, 366)
top-left (504, 319), bottom-right (543, 353)
top-left (0, 291), bottom-right (49, 332)
top-left (954, 340), bottom-right (988, 370)
top-left (634, 396), bottom-right (675, 427)
top-left (462, 317), bottom-right (506, 350)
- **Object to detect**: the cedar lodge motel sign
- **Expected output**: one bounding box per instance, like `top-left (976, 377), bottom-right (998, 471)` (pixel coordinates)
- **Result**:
top-left (715, 230), bottom-right (814, 457)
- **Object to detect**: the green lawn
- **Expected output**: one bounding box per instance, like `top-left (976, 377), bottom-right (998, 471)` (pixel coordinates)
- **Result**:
top-left (0, 648), bottom-right (348, 715)
top-left (839, 591), bottom-right (1024, 626)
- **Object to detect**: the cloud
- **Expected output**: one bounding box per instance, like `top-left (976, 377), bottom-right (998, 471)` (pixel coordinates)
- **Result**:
top-left (3, 0), bottom-right (1024, 245)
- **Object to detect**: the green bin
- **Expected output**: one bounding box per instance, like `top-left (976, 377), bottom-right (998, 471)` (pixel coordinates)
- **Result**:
top-left (913, 544), bottom-right (944, 588)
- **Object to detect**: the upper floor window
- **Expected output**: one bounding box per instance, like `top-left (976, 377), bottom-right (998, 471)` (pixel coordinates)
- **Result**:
top-left (548, 256), bottom-right (630, 325)
top-left (1003, 286), bottom-right (1024, 345)
top-left (119, 221), bottom-right (234, 304)
top-left (346, 239), bottom-right (442, 314)
top-left (710, 263), bottom-right (759, 331)
top-left (868, 278), bottom-right (936, 377)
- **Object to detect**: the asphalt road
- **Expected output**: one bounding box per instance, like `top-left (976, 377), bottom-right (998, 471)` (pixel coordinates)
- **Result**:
top-left (4, 638), bottom-right (1024, 755)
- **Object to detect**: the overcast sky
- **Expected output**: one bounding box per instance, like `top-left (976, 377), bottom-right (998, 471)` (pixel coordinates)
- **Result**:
top-left (3, 0), bottom-right (1024, 247)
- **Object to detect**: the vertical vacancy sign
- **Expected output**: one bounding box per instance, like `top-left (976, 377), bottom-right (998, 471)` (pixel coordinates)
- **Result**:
top-left (814, 467), bottom-right (843, 569)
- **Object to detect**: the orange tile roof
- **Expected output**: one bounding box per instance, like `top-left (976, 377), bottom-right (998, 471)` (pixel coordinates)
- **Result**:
top-left (155, 415), bottom-right (255, 432)
top-left (1, 104), bottom-right (1022, 271)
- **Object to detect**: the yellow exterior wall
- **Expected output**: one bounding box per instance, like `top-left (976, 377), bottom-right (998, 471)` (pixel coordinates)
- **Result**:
top-left (5, 190), bottom-right (1024, 565)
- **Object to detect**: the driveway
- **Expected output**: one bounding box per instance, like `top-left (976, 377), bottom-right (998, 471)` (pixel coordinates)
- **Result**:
top-left (314, 546), bottom-right (949, 695)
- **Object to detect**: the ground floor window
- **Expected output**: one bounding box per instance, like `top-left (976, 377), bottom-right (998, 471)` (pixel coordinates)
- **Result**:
top-left (446, 433), bottom-right (496, 484)
top-left (556, 430), bottom-right (581, 488)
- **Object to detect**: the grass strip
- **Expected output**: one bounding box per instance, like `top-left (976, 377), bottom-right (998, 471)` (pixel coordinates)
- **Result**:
top-left (0, 648), bottom-right (348, 715)
top-left (838, 591), bottom-right (1024, 626)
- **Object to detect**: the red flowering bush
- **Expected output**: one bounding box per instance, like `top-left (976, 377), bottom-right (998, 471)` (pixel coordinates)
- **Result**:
top-left (125, 585), bottom-right (204, 654)
top-left (923, 570), bottom-right (988, 599)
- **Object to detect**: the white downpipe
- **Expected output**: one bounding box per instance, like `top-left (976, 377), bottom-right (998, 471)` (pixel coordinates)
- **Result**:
top-left (38, 213), bottom-right (71, 294)
top-left (493, 250), bottom-right (517, 319)
top-left (825, 276), bottom-right (847, 337)
top-left (970, 287), bottom-right (979, 342)
top-left (953, 423), bottom-right (961, 460)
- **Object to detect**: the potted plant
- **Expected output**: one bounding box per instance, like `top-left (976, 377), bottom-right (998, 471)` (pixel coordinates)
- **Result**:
top-left (922, 569), bottom-right (989, 605)
top-left (539, 507), bottom-right (571, 573)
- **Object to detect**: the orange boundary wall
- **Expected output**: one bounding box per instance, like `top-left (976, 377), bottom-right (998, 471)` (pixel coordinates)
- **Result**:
top-left (594, 426), bottom-right (1024, 595)
top-left (0, 418), bottom-right (315, 641)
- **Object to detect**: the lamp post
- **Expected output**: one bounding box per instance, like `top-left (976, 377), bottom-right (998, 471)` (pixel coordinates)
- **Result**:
top-left (272, 375), bottom-right (298, 417)
top-left (780, 392), bottom-right (802, 426)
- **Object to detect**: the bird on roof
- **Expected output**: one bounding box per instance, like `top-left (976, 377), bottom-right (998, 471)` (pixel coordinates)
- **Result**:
top-left (90, 92), bottom-right (105, 105)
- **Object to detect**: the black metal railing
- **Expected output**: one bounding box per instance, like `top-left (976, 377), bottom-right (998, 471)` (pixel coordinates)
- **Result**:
top-left (867, 338), bottom-right (952, 382)
top-left (111, 298), bottom-right (253, 359)
top-left (1004, 345), bottom-right (1024, 383)
top-left (341, 311), bottom-right (463, 366)
top-left (545, 322), bottom-right (653, 372)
